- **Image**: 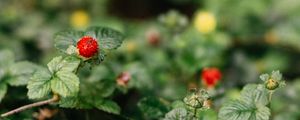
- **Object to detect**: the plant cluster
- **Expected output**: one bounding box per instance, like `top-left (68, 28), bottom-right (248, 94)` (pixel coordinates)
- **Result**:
top-left (0, 0), bottom-right (299, 120)
top-left (1, 26), bottom-right (124, 118)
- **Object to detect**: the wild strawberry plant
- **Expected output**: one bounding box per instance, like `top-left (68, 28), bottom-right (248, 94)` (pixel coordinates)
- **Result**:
top-left (137, 71), bottom-right (285, 120)
top-left (0, 26), bottom-right (124, 117)
top-left (218, 71), bottom-right (285, 120)
top-left (0, 6), bottom-right (292, 119)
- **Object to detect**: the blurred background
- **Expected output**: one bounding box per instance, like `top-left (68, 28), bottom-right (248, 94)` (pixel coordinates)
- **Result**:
top-left (0, 0), bottom-right (300, 119)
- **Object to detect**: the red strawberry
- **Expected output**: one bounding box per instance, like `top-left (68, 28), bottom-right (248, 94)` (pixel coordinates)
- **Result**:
top-left (117, 72), bottom-right (131, 86)
top-left (77, 36), bottom-right (98, 58)
top-left (201, 67), bottom-right (222, 88)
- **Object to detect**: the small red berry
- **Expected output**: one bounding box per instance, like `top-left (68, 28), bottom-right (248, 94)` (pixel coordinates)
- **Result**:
top-left (117, 72), bottom-right (131, 86)
top-left (201, 67), bottom-right (222, 88)
top-left (146, 29), bottom-right (160, 46)
top-left (77, 36), bottom-right (99, 58)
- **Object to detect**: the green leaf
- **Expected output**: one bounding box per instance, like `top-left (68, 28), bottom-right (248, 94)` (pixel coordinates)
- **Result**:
top-left (88, 50), bottom-right (106, 65)
top-left (82, 80), bottom-right (116, 98)
top-left (80, 66), bottom-right (115, 97)
top-left (259, 74), bottom-right (269, 82)
top-left (126, 63), bottom-right (153, 90)
top-left (66, 45), bottom-right (77, 55)
top-left (97, 80), bottom-right (116, 97)
top-left (138, 97), bottom-right (169, 119)
top-left (164, 108), bottom-right (188, 120)
top-left (0, 83), bottom-right (7, 102)
top-left (0, 50), bottom-right (14, 68)
top-left (271, 70), bottom-right (282, 81)
top-left (47, 56), bottom-right (81, 74)
top-left (59, 56), bottom-right (81, 72)
top-left (0, 69), bottom-right (6, 81)
top-left (8, 61), bottom-right (41, 86)
top-left (279, 80), bottom-right (286, 88)
top-left (171, 100), bottom-right (186, 109)
top-left (196, 109), bottom-right (217, 120)
top-left (260, 71), bottom-right (283, 82)
top-left (51, 71), bottom-right (79, 97)
top-left (47, 56), bottom-right (63, 74)
top-left (218, 100), bottom-right (270, 120)
top-left (54, 31), bottom-right (84, 53)
top-left (88, 65), bottom-right (111, 82)
top-left (240, 84), bottom-right (269, 105)
top-left (85, 27), bottom-right (124, 50)
top-left (60, 95), bottom-right (120, 115)
top-left (59, 96), bottom-right (93, 109)
top-left (94, 99), bottom-right (121, 114)
top-left (27, 68), bottom-right (52, 99)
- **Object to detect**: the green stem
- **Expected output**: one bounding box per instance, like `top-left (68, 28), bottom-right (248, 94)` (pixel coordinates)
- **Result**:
top-left (74, 60), bottom-right (86, 75)
top-left (268, 90), bottom-right (274, 120)
top-left (267, 90), bottom-right (274, 108)
top-left (193, 108), bottom-right (197, 117)
top-left (268, 91), bottom-right (273, 102)
top-left (75, 62), bottom-right (82, 74)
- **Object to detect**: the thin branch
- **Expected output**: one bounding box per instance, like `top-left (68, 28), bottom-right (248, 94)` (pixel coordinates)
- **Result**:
top-left (1, 94), bottom-right (59, 117)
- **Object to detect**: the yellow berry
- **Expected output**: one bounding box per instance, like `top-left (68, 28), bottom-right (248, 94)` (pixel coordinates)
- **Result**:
top-left (70, 10), bottom-right (90, 29)
top-left (194, 11), bottom-right (217, 34)
top-left (125, 40), bottom-right (137, 53)
top-left (264, 30), bottom-right (278, 44)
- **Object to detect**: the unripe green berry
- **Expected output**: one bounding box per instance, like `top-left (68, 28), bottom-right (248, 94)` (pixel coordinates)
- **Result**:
top-left (265, 79), bottom-right (279, 90)
top-left (183, 94), bottom-right (203, 108)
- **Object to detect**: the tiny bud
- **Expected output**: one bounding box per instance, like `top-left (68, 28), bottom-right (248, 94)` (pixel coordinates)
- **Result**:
top-left (117, 72), bottom-right (131, 86)
top-left (33, 108), bottom-right (58, 120)
top-left (146, 28), bottom-right (160, 46)
top-left (188, 82), bottom-right (198, 90)
top-left (203, 99), bottom-right (212, 108)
